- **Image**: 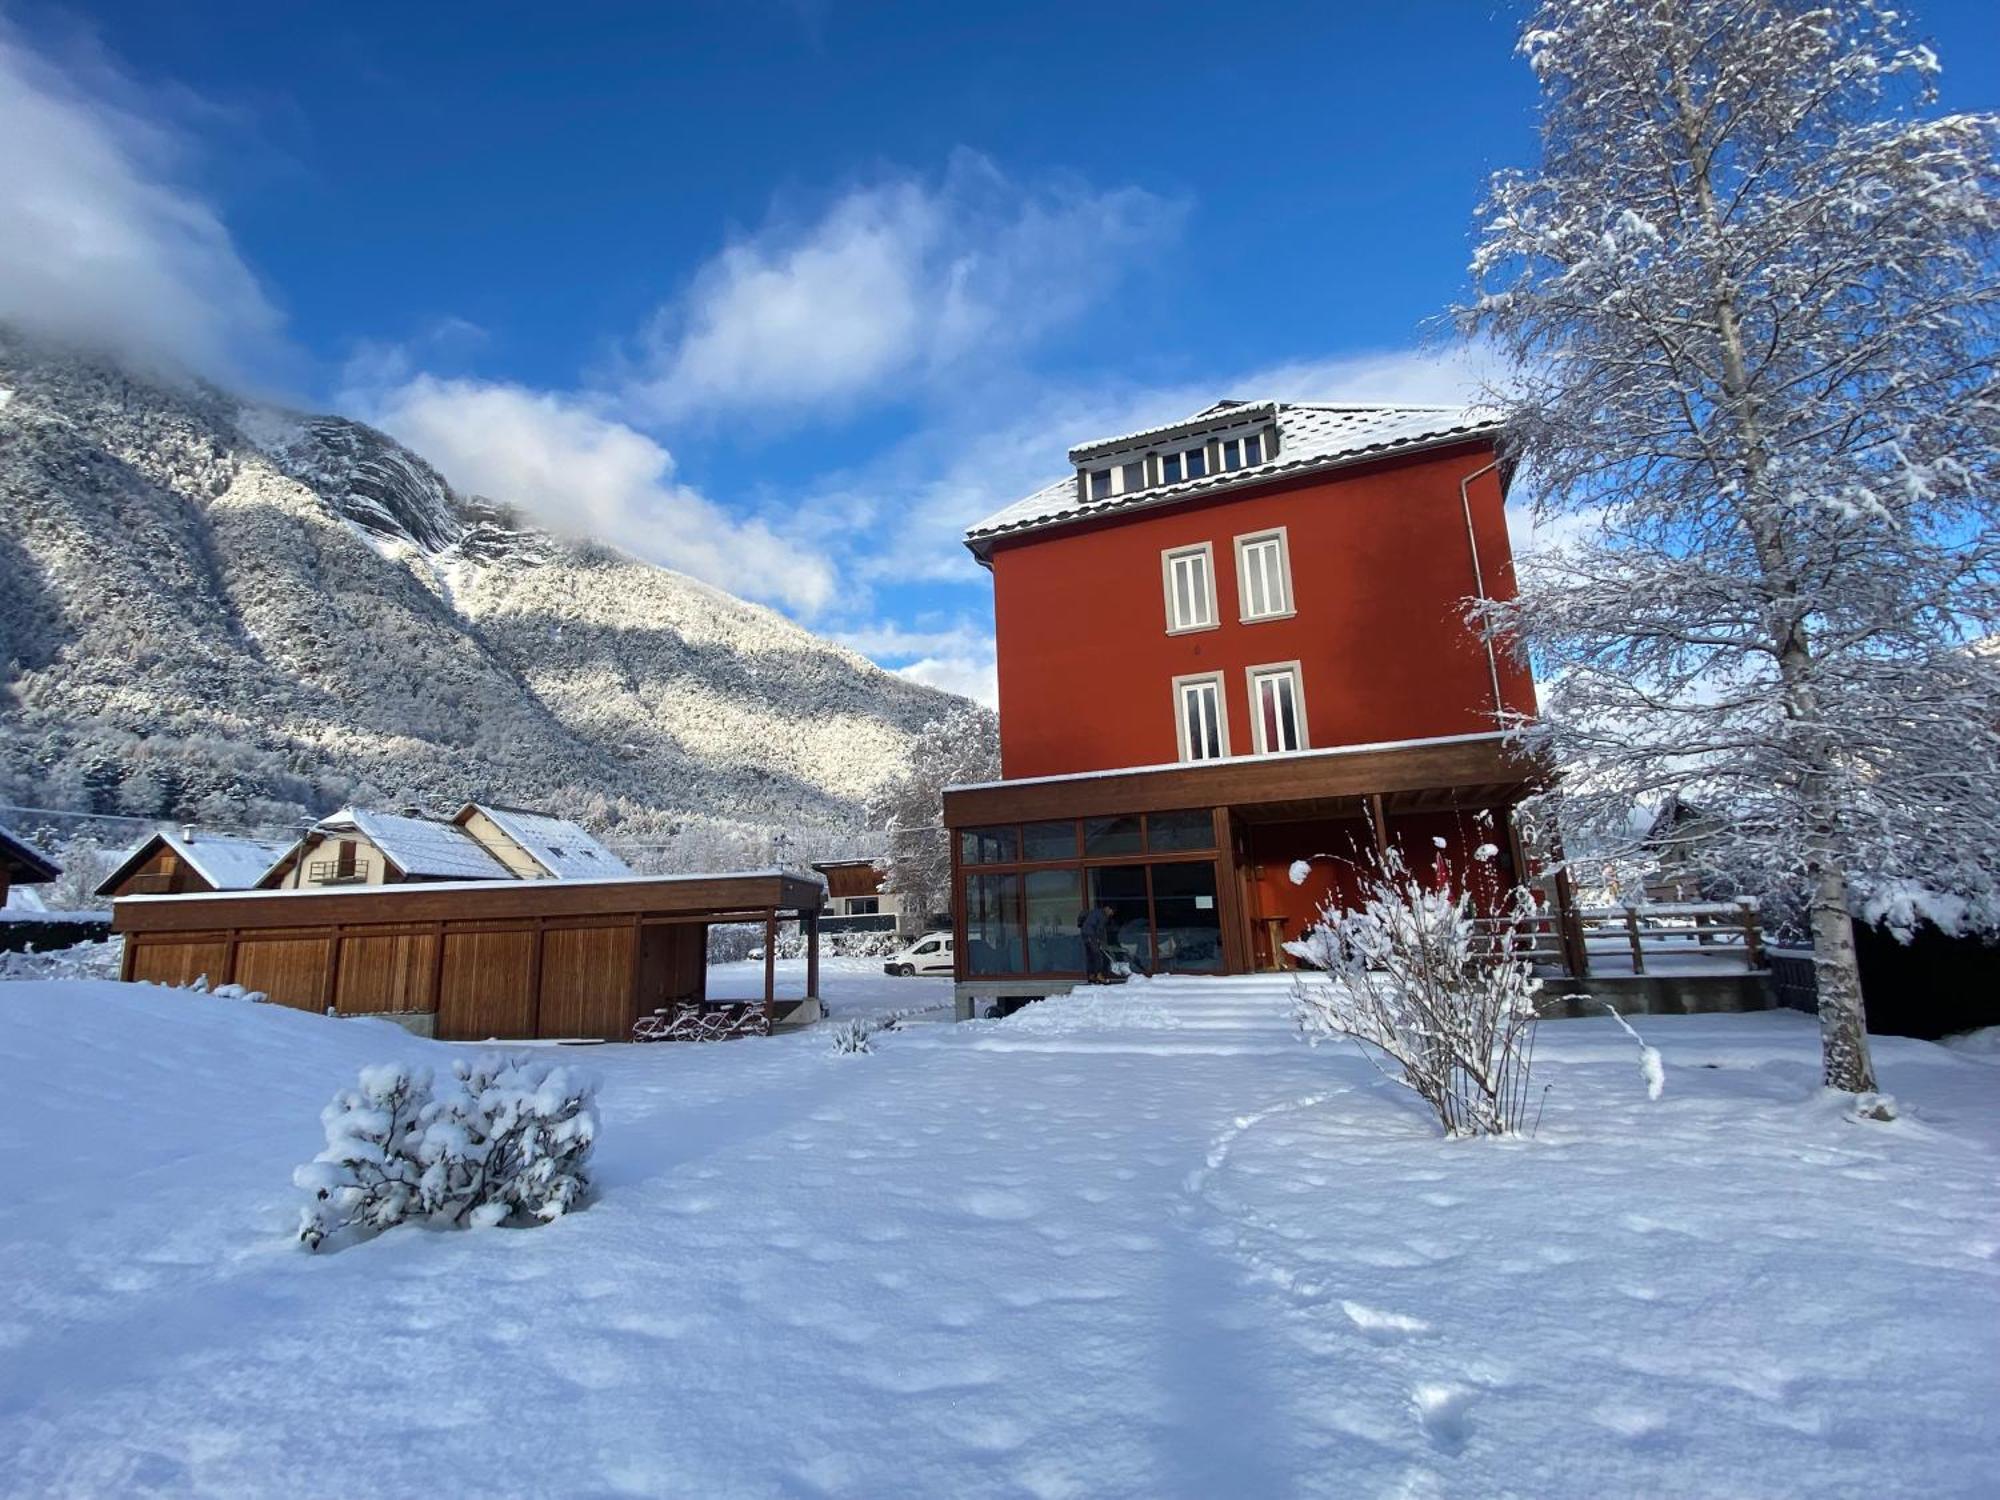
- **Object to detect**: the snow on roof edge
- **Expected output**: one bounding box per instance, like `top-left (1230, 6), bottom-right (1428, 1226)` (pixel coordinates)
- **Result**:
top-left (944, 730), bottom-right (1514, 796)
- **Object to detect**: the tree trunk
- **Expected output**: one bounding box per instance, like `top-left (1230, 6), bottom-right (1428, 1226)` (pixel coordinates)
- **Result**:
top-left (1808, 862), bottom-right (1877, 1094)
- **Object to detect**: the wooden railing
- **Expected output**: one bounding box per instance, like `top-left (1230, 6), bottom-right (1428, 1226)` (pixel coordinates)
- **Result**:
top-left (307, 857), bottom-right (370, 886)
top-left (1474, 899), bottom-right (1766, 977)
top-left (1575, 900), bottom-right (1765, 975)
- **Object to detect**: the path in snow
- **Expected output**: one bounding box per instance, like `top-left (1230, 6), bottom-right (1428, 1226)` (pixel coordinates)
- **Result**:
top-left (0, 970), bottom-right (1995, 1497)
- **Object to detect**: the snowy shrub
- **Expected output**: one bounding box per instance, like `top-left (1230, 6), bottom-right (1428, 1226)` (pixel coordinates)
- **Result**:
top-left (1293, 848), bottom-right (1544, 1138)
top-left (418, 1056), bottom-right (599, 1229)
top-left (295, 1055), bottom-right (598, 1250)
top-left (296, 1065), bottom-right (433, 1250)
top-left (828, 1019), bottom-right (873, 1055)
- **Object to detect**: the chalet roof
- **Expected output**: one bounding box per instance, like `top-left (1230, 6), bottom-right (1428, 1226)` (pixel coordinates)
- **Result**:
top-left (0, 819), bottom-right (60, 885)
top-left (95, 829), bottom-right (292, 897)
top-left (966, 402), bottom-right (1502, 555)
top-left (316, 808), bottom-right (513, 881)
top-left (459, 803), bottom-right (631, 880)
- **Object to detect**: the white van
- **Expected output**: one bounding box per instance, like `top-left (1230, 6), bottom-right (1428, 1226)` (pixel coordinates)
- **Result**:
top-left (885, 931), bottom-right (953, 977)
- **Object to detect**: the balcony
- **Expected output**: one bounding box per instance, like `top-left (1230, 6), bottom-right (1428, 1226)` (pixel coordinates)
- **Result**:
top-left (307, 857), bottom-right (371, 886)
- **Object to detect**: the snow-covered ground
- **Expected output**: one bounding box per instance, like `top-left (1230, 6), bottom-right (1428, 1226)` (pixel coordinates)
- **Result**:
top-left (1, 966), bottom-right (1995, 1497)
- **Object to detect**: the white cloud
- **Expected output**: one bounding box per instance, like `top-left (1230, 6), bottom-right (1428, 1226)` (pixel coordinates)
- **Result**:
top-left (626, 151), bottom-right (1172, 422)
top-left (895, 654), bottom-right (998, 708)
top-left (351, 374), bottom-right (836, 613)
top-left (0, 23), bottom-right (284, 381)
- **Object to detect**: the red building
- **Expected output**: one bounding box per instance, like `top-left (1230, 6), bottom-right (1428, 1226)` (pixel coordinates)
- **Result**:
top-left (940, 400), bottom-right (1556, 1013)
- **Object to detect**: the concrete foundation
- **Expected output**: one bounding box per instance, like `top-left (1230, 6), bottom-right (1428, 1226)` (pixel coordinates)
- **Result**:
top-left (1539, 972), bottom-right (1776, 1018)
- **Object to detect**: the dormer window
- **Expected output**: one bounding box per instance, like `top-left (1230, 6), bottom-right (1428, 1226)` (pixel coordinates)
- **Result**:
top-left (1222, 431), bottom-right (1267, 471)
top-left (1070, 418), bottom-right (1278, 508)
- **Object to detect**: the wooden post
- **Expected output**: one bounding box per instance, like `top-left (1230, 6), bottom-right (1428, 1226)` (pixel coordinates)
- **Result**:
top-left (1624, 905), bottom-right (1647, 975)
top-left (1737, 899), bottom-right (1765, 971)
top-left (803, 909), bottom-right (820, 1002)
top-left (1210, 805), bottom-right (1250, 975)
top-left (762, 914), bottom-right (777, 1012)
top-left (1368, 793), bottom-right (1390, 860)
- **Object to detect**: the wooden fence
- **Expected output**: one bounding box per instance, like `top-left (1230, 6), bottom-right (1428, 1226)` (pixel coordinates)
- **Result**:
top-left (1476, 899), bottom-right (1767, 977)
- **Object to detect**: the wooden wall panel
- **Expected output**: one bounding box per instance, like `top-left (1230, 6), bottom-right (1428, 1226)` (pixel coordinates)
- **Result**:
top-left (128, 938), bottom-right (233, 991)
top-left (232, 937), bottom-right (332, 1011)
top-left (335, 932), bottom-right (438, 1015)
top-left (537, 925), bottom-right (635, 1040)
top-left (436, 929), bottom-right (537, 1041)
top-left (635, 924), bottom-right (705, 1015)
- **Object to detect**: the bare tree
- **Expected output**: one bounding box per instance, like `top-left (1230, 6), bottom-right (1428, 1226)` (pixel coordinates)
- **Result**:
top-left (864, 703), bottom-right (999, 927)
top-left (1461, 0), bottom-right (2000, 1096)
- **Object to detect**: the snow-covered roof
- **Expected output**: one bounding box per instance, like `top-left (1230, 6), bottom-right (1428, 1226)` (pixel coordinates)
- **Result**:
top-left (0, 819), bottom-right (60, 884)
top-left (461, 804), bottom-right (632, 880)
top-left (96, 830), bottom-right (293, 896)
top-left (316, 808), bottom-right (512, 880)
top-left (117, 868), bottom-right (802, 904)
top-left (966, 402), bottom-right (1502, 553)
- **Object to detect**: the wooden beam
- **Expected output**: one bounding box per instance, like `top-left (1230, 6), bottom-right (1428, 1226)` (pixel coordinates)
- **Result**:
top-left (113, 870), bottom-right (826, 936)
top-left (944, 735), bottom-right (1541, 827)
top-left (802, 909), bottom-right (820, 1001)
top-left (1368, 794), bottom-right (1390, 859)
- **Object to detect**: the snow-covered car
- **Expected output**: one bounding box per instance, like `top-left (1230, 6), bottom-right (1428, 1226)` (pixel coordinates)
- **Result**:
top-left (884, 932), bottom-right (953, 977)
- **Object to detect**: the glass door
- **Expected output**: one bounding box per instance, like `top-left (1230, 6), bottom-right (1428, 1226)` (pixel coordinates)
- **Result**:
top-left (1149, 861), bottom-right (1225, 973)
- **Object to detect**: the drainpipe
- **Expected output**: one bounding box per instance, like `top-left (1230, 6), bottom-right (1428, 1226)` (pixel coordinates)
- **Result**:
top-left (1458, 458), bottom-right (1507, 721)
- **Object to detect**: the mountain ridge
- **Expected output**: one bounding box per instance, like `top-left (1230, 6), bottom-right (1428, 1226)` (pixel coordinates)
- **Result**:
top-left (0, 332), bottom-right (964, 860)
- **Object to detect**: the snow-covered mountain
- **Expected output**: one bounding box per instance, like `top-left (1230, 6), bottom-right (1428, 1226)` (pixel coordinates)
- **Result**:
top-left (0, 332), bottom-right (963, 856)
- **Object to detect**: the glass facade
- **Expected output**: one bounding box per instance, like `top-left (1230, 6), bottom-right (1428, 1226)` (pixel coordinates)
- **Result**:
top-left (964, 872), bottom-right (1025, 975)
top-left (952, 810), bottom-right (1223, 978)
top-left (1022, 819), bottom-right (1080, 862)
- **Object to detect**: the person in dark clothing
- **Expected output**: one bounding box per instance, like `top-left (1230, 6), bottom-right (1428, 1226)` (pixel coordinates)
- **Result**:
top-left (1079, 903), bottom-right (1114, 983)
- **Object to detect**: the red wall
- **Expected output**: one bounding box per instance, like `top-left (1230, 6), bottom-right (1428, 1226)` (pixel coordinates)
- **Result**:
top-left (988, 441), bottom-right (1538, 779)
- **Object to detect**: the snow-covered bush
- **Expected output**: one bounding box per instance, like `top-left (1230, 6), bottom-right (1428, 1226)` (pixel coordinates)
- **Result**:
top-left (296, 1064), bottom-right (433, 1250)
top-left (419, 1056), bottom-right (598, 1229)
top-left (295, 1055), bottom-right (598, 1250)
top-left (1293, 848), bottom-right (1544, 1137)
top-left (828, 1019), bottom-right (873, 1055)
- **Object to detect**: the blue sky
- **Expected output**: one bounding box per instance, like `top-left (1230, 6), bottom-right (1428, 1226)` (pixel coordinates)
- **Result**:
top-left (4, 1), bottom-right (1995, 702)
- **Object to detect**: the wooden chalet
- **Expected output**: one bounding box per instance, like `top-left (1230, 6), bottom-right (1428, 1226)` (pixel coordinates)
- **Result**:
top-left (810, 858), bottom-right (907, 931)
top-left (96, 829), bottom-right (293, 900)
top-left (114, 870), bottom-right (826, 1041)
top-left (0, 820), bottom-right (60, 906)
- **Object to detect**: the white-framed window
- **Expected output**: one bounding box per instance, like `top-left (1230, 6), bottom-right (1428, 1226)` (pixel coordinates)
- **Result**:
top-left (1121, 460), bottom-right (1146, 493)
top-left (1235, 528), bottom-right (1294, 622)
top-left (1173, 672), bottom-right (1231, 762)
top-left (1088, 468), bottom-right (1113, 501)
top-left (1161, 543), bottom-right (1218, 634)
top-left (1183, 444), bottom-right (1208, 480)
top-left (1247, 662), bottom-right (1308, 755)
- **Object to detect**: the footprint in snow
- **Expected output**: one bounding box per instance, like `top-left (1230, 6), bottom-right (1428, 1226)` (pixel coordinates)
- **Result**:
top-left (1412, 1383), bottom-right (1475, 1454)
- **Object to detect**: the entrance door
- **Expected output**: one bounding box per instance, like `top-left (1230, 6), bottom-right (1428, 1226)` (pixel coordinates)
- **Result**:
top-left (1150, 861), bottom-right (1224, 973)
